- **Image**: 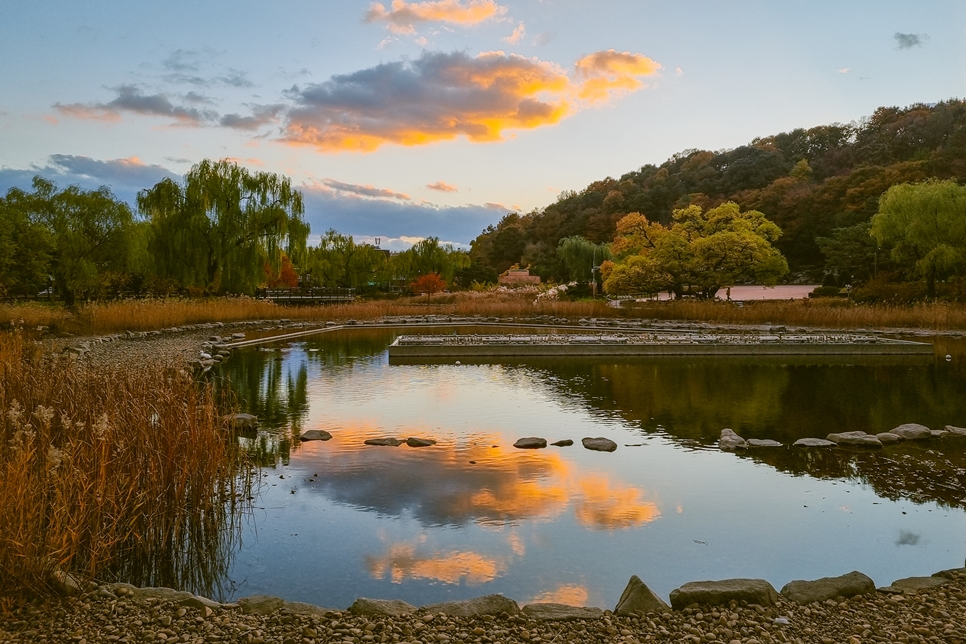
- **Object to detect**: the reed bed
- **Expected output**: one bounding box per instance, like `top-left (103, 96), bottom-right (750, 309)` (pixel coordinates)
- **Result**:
top-left (0, 333), bottom-right (252, 601)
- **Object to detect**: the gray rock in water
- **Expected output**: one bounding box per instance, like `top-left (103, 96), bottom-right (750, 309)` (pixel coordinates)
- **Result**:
top-left (747, 439), bottom-right (783, 448)
top-left (582, 437), bottom-right (618, 452)
top-left (669, 579), bottom-right (779, 609)
top-left (614, 575), bottom-right (670, 616)
top-left (406, 437), bottom-right (437, 447)
top-left (880, 576), bottom-right (950, 594)
top-left (364, 438), bottom-right (404, 447)
top-left (514, 437), bottom-right (548, 449)
top-left (719, 428), bottom-right (747, 452)
top-left (793, 438), bottom-right (837, 448)
top-left (300, 430), bottom-right (332, 442)
top-left (551, 439), bottom-right (574, 447)
top-left (238, 595), bottom-right (285, 615)
top-left (224, 413), bottom-right (259, 430)
top-left (876, 432), bottom-right (901, 445)
top-left (889, 423), bottom-right (932, 440)
top-left (930, 429), bottom-right (948, 438)
top-left (421, 594), bottom-right (520, 617)
top-left (350, 598), bottom-right (416, 616)
top-left (522, 603), bottom-right (604, 621)
top-left (826, 431), bottom-right (882, 448)
top-left (945, 425), bottom-right (966, 436)
top-left (780, 571), bottom-right (875, 605)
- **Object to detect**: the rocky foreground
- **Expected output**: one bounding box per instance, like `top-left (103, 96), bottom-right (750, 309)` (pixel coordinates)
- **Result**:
top-left (2, 569), bottom-right (965, 644)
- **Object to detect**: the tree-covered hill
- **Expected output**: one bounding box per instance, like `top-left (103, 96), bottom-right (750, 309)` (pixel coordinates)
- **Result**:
top-left (470, 99), bottom-right (966, 280)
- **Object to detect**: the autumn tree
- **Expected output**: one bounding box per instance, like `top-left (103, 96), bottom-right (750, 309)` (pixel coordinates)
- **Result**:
top-left (138, 159), bottom-right (309, 294)
top-left (410, 272), bottom-right (446, 302)
top-left (265, 254), bottom-right (300, 288)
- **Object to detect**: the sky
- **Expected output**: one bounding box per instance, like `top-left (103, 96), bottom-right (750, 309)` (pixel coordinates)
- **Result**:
top-left (1, 1), bottom-right (964, 250)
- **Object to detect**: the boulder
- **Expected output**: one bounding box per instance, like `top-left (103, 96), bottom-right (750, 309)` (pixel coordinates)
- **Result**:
top-left (224, 413), bottom-right (259, 430)
top-left (669, 579), bottom-right (779, 609)
top-left (780, 571), bottom-right (875, 605)
top-left (930, 429), bottom-right (948, 438)
top-left (282, 601), bottom-right (339, 617)
top-left (514, 437), bottom-right (548, 449)
top-left (826, 431), bottom-right (882, 448)
top-left (582, 437), bottom-right (618, 452)
top-left (48, 569), bottom-right (83, 596)
top-left (880, 576), bottom-right (950, 594)
top-left (349, 598), bottom-right (416, 616)
top-left (614, 575), bottom-right (670, 616)
top-left (746, 439), bottom-right (783, 448)
top-left (300, 430), bottom-right (332, 442)
top-left (932, 567), bottom-right (966, 580)
top-left (876, 432), bottom-right (901, 445)
top-left (945, 425), bottom-right (966, 436)
top-left (421, 594), bottom-right (520, 617)
top-left (364, 438), bottom-right (404, 447)
top-left (889, 423), bottom-right (932, 440)
top-left (551, 439), bottom-right (574, 447)
top-left (406, 437), bottom-right (437, 447)
top-left (522, 603), bottom-right (604, 621)
top-left (238, 595), bottom-right (286, 615)
top-left (719, 428), bottom-right (747, 452)
top-left (793, 438), bottom-right (837, 448)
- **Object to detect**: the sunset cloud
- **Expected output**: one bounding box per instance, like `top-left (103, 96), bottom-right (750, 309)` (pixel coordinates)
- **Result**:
top-left (365, 0), bottom-right (508, 35)
top-left (317, 178), bottom-right (411, 200)
top-left (54, 85), bottom-right (217, 126)
top-left (503, 22), bottom-right (526, 45)
top-left (574, 49), bottom-right (662, 102)
top-left (426, 181), bottom-right (458, 192)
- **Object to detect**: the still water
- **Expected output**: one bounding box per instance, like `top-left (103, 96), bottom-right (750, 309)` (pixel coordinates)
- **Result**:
top-left (212, 328), bottom-right (966, 610)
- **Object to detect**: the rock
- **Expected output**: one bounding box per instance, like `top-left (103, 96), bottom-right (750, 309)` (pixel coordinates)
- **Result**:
top-left (614, 575), bottom-right (670, 616)
top-left (826, 431), bottom-right (882, 448)
top-left (880, 576), bottom-right (951, 594)
top-left (582, 437), bottom-right (618, 452)
top-left (889, 423), bottom-right (933, 440)
top-left (669, 579), bottom-right (779, 609)
top-left (719, 428), bottom-right (747, 452)
top-left (780, 571), bottom-right (875, 604)
top-left (551, 439), bottom-right (574, 447)
top-left (945, 425), bottom-right (966, 436)
top-left (522, 603), bottom-right (604, 621)
top-left (421, 594), bottom-right (520, 617)
top-left (48, 569), bottom-right (83, 596)
top-left (406, 437), bottom-right (437, 447)
top-left (238, 595), bottom-right (286, 615)
top-left (793, 438), bottom-right (837, 448)
top-left (931, 429), bottom-right (949, 437)
top-left (232, 333), bottom-right (245, 339)
top-left (299, 430), bottom-right (332, 441)
top-left (514, 437), bottom-right (548, 449)
top-left (364, 438), bottom-right (404, 447)
top-left (224, 413), bottom-right (259, 430)
top-left (282, 601), bottom-right (338, 617)
top-left (746, 439), bottom-right (783, 447)
top-left (932, 567), bottom-right (966, 579)
top-left (350, 597), bottom-right (416, 616)
top-left (876, 432), bottom-right (901, 445)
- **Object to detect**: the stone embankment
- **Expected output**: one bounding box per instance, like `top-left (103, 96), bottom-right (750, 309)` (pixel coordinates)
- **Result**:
top-left (4, 568), bottom-right (966, 644)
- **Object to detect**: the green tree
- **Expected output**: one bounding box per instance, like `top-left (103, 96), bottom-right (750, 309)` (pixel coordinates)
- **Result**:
top-left (0, 184), bottom-right (54, 298)
top-left (138, 159), bottom-right (309, 294)
top-left (393, 237), bottom-right (469, 282)
top-left (816, 222), bottom-right (881, 286)
top-left (303, 230), bottom-right (387, 288)
top-left (871, 180), bottom-right (966, 298)
top-left (556, 236), bottom-right (612, 283)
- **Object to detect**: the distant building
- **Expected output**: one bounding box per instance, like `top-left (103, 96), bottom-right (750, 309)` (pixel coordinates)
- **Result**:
top-left (498, 265), bottom-right (541, 286)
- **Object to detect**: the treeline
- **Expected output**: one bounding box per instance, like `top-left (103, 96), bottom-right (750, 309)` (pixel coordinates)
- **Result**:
top-left (0, 160), bottom-right (470, 302)
top-left (469, 100), bottom-right (966, 291)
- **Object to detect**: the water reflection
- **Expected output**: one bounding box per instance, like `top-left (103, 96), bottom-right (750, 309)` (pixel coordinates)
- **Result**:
top-left (367, 542), bottom-right (507, 585)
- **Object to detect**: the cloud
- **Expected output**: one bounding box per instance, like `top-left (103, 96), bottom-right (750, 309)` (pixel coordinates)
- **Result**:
top-left (532, 31), bottom-right (556, 46)
top-left (838, 67), bottom-right (850, 74)
top-left (54, 85), bottom-right (218, 126)
top-left (282, 49), bottom-right (659, 151)
top-left (365, 0), bottom-right (508, 35)
top-left (503, 22), bottom-right (526, 45)
top-left (219, 104), bottom-right (286, 130)
top-left (894, 32), bottom-right (928, 49)
top-left (316, 178), bottom-right (411, 200)
top-left (426, 181), bottom-right (458, 192)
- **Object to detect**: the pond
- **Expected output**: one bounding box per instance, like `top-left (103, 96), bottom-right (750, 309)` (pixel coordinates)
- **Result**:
top-left (208, 327), bottom-right (966, 610)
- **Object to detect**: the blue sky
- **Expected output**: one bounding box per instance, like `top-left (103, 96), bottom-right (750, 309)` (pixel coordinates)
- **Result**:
top-left (1, 1), bottom-right (963, 249)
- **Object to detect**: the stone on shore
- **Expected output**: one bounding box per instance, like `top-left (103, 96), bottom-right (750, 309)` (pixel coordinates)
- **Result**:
top-left (669, 579), bottom-right (779, 609)
top-left (521, 603), bottom-right (604, 621)
top-left (422, 594), bottom-right (520, 617)
top-left (238, 595), bottom-right (285, 615)
top-left (614, 575), bottom-right (670, 615)
top-left (876, 432), bottom-right (901, 445)
top-left (282, 601), bottom-right (338, 617)
top-left (881, 576), bottom-right (951, 594)
top-left (747, 439), bottom-right (783, 447)
top-left (349, 597), bottom-right (416, 616)
top-left (582, 437), bottom-right (618, 452)
top-left (826, 431), bottom-right (882, 448)
top-left (780, 571), bottom-right (875, 605)
top-left (514, 437), bottom-right (548, 449)
top-left (364, 437), bottom-right (404, 447)
top-left (406, 437), bottom-right (437, 447)
top-left (889, 423), bottom-right (932, 440)
top-left (551, 439), bottom-right (574, 447)
top-left (128, 586), bottom-right (220, 610)
top-left (793, 438), bottom-right (837, 447)
top-left (945, 425), bottom-right (966, 436)
top-left (48, 569), bottom-right (83, 596)
top-left (300, 430), bottom-right (332, 441)
top-left (719, 428), bottom-right (747, 451)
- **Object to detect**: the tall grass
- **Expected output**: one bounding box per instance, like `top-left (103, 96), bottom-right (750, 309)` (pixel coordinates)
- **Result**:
top-left (3, 292), bottom-right (966, 337)
top-left (0, 333), bottom-right (252, 601)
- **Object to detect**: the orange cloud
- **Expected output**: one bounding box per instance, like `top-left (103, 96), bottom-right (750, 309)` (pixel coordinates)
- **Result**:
top-left (365, 0), bottom-right (508, 34)
top-left (367, 543), bottom-right (506, 585)
top-left (52, 103), bottom-right (122, 123)
top-left (530, 584), bottom-right (590, 606)
top-left (503, 22), bottom-right (526, 45)
top-left (426, 181), bottom-right (458, 192)
top-left (575, 50), bottom-right (662, 103)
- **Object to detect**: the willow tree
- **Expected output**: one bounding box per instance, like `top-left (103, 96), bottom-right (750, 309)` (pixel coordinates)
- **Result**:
top-left (138, 160), bottom-right (309, 294)
top-left (556, 235), bottom-right (612, 282)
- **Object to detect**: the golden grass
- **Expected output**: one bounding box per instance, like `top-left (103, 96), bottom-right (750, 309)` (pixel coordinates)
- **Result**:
top-left (0, 333), bottom-right (252, 600)
top-left (2, 292), bottom-right (966, 337)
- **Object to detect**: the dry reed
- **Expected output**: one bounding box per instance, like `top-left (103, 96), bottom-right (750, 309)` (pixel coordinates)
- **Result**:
top-left (0, 333), bottom-right (252, 601)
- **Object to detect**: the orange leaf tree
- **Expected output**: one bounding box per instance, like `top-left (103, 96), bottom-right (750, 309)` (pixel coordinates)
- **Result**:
top-left (410, 272), bottom-right (446, 302)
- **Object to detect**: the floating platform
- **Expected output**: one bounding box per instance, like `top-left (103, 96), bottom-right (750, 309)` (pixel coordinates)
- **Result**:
top-left (388, 332), bottom-right (933, 358)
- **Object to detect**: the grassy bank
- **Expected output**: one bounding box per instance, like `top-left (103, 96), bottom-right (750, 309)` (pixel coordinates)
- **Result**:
top-left (0, 333), bottom-right (252, 603)
top-left (3, 293), bottom-right (966, 336)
